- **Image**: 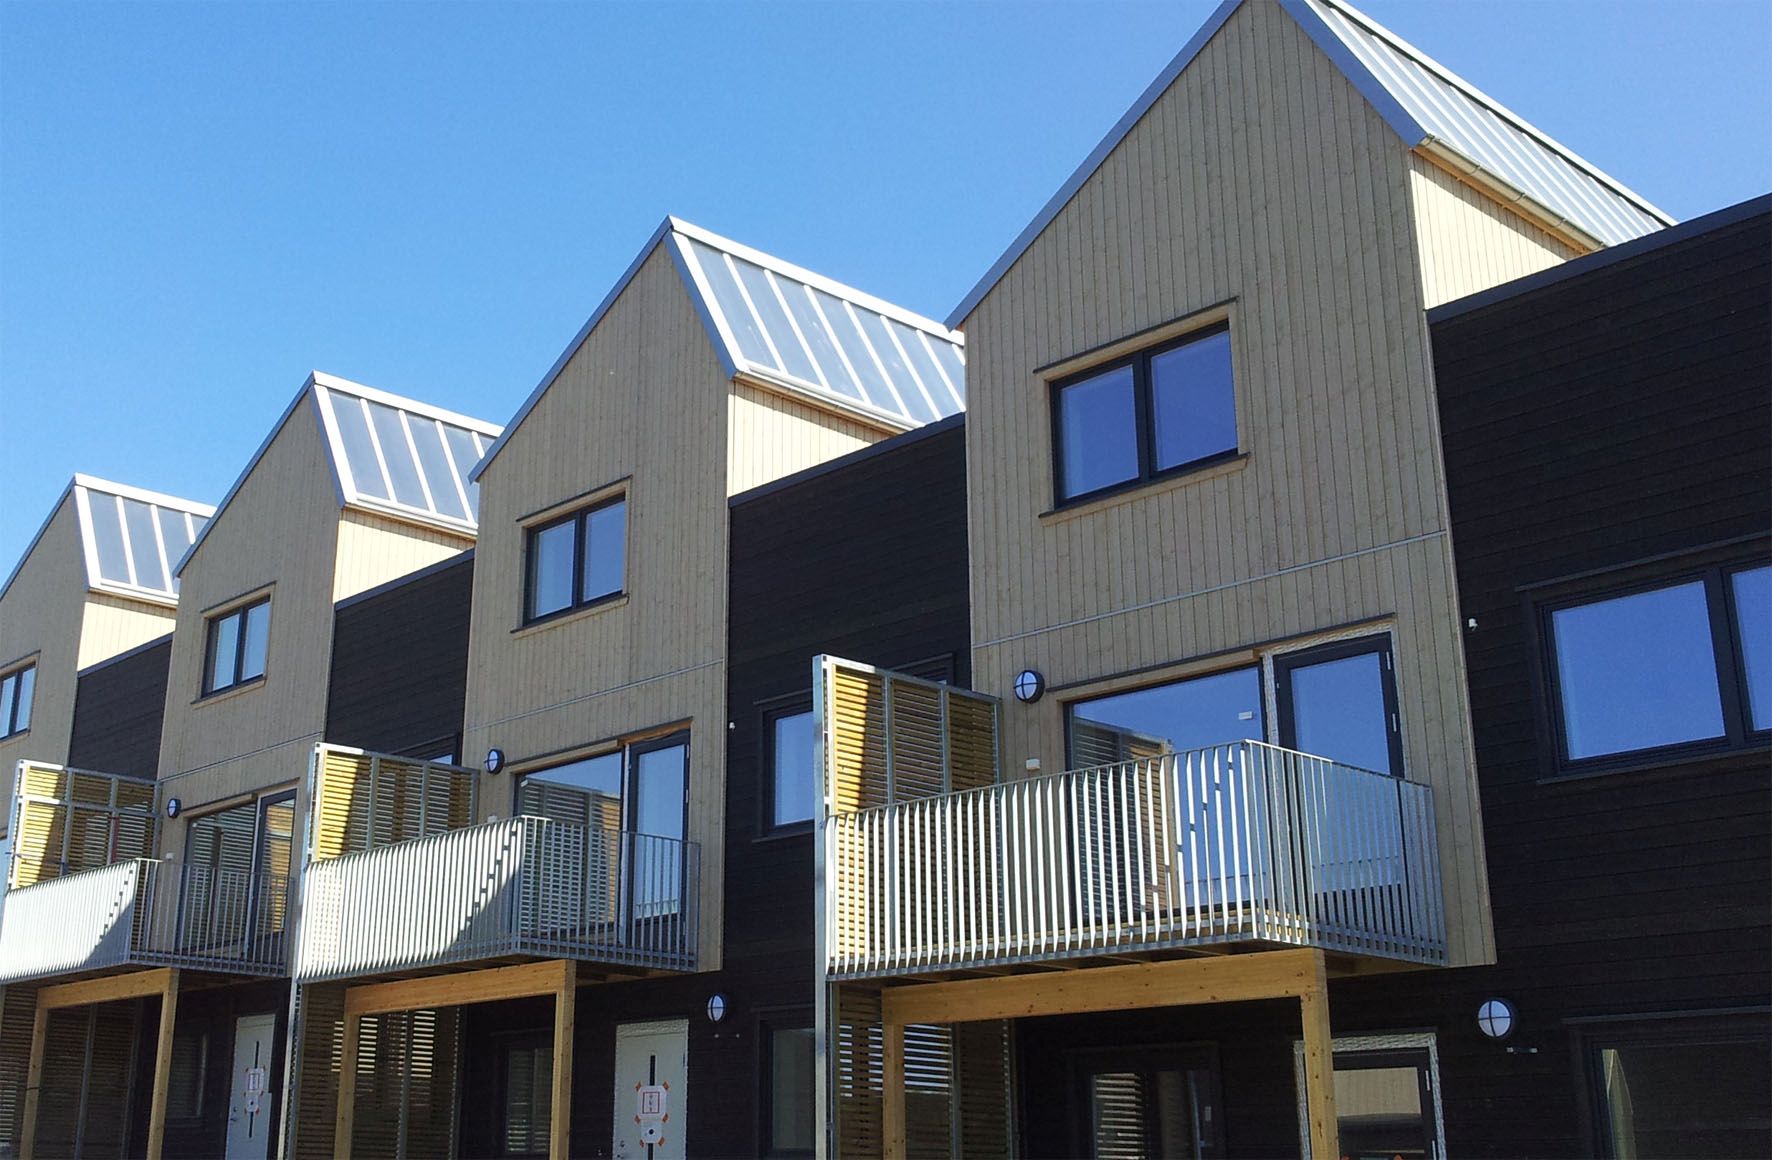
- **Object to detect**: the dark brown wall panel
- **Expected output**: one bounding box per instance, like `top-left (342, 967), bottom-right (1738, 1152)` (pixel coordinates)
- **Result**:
top-left (68, 636), bottom-right (171, 778)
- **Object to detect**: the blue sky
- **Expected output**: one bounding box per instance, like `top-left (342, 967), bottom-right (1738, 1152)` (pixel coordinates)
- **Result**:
top-left (3, 0), bottom-right (1768, 574)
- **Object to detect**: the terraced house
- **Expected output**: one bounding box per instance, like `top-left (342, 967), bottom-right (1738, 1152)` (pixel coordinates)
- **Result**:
top-left (0, 1), bottom-right (1766, 1158)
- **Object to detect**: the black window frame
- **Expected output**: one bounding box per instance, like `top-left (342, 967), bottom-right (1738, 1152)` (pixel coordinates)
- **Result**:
top-left (758, 696), bottom-right (816, 838)
top-left (758, 1009), bottom-right (817, 1158)
top-left (0, 661), bottom-right (34, 738)
top-left (1535, 558), bottom-right (1770, 776)
top-left (1049, 321), bottom-right (1237, 508)
top-left (1273, 634), bottom-right (1406, 778)
top-left (202, 596), bottom-right (270, 696)
top-left (522, 494), bottom-right (627, 626)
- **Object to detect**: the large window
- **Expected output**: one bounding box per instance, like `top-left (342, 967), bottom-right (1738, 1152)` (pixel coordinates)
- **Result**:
top-left (764, 704), bottom-right (816, 831)
top-left (1066, 634), bottom-right (1402, 776)
top-left (1544, 562), bottom-right (1767, 769)
top-left (203, 597), bottom-right (269, 694)
top-left (524, 495), bottom-right (627, 623)
top-left (1582, 1016), bottom-right (1771, 1159)
top-left (762, 1016), bottom-right (816, 1156)
top-left (1051, 323), bottom-right (1236, 504)
top-left (1293, 1035), bottom-right (1445, 1160)
top-left (0, 662), bottom-right (34, 738)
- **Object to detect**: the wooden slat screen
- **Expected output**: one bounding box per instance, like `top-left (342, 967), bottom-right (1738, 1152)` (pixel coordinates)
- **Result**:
top-left (0, 986), bottom-right (37, 1157)
top-left (310, 746), bottom-right (478, 863)
top-left (80, 1003), bottom-right (140, 1159)
top-left (349, 1009), bottom-right (460, 1160)
top-left (289, 982), bottom-right (346, 1160)
top-left (833, 985), bottom-right (1015, 1159)
top-left (7, 762), bottom-right (155, 888)
top-left (818, 657), bottom-right (1000, 814)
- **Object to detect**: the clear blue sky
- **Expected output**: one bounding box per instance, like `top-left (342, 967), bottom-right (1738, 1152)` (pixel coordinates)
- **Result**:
top-left (3, 0), bottom-right (1768, 574)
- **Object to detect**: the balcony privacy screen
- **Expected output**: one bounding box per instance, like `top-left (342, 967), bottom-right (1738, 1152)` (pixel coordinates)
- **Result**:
top-left (7, 762), bottom-right (155, 888)
top-left (309, 746), bottom-right (478, 861)
top-left (817, 656), bottom-right (999, 813)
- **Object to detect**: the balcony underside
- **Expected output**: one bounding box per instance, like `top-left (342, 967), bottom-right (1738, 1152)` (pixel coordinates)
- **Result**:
top-left (293, 936), bottom-right (696, 986)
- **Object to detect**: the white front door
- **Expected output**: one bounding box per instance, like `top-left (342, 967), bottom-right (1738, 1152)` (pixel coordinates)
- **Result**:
top-left (612, 1019), bottom-right (688, 1160)
top-left (224, 1012), bottom-right (277, 1160)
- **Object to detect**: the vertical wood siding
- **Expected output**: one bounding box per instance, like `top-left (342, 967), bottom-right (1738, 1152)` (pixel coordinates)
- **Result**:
top-left (0, 497), bottom-right (86, 828)
top-left (69, 637), bottom-right (173, 778)
top-left (330, 510), bottom-right (473, 603)
top-left (725, 380), bottom-right (884, 496)
top-left (75, 595), bottom-right (178, 672)
top-left (957, 0), bottom-right (1495, 965)
top-left (464, 246), bottom-right (736, 969)
top-left (1408, 155), bottom-right (1581, 309)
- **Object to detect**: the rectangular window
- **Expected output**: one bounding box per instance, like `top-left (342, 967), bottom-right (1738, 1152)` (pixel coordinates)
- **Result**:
top-left (1274, 636), bottom-right (1404, 777)
top-left (523, 496), bottom-right (627, 623)
top-left (203, 597), bottom-right (269, 694)
top-left (1293, 1036), bottom-right (1444, 1160)
top-left (762, 1019), bottom-right (816, 1156)
top-left (1543, 562), bottom-right (1768, 770)
top-left (1583, 1017), bottom-right (1771, 1159)
top-left (1051, 323), bottom-right (1236, 504)
top-left (765, 705), bottom-right (816, 831)
top-left (0, 662), bottom-right (34, 737)
top-left (1068, 665), bottom-right (1264, 767)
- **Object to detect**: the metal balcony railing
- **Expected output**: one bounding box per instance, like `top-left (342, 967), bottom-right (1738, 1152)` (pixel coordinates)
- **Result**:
top-left (0, 858), bottom-right (291, 984)
top-left (825, 740), bottom-right (1446, 978)
top-left (293, 815), bottom-right (699, 981)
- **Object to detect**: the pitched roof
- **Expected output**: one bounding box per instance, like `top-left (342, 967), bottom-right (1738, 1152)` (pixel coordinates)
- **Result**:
top-left (1, 476), bottom-right (214, 606)
top-left (176, 372), bottom-right (502, 576)
top-left (947, 0), bottom-right (1674, 327)
top-left (472, 217), bottom-right (966, 481)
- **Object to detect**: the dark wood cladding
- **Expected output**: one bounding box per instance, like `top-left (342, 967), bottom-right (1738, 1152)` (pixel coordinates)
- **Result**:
top-left (456, 420), bottom-right (971, 1158)
top-left (68, 636), bottom-right (171, 777)
top-left (324, 551), bottom-right (473, 757)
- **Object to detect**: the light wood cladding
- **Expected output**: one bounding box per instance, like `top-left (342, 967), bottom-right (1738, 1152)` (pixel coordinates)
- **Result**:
top-left (76, 595), bottom-right (176, 672)
top-left (331, 509), bottom-right (473, 603)
top-left (465, 246), bottom-right (735, 971)
top-left (1408, 153), bottom-right (1581, 309)
top-left (955, 0), bottom-right (1502, 966)
top-left (726, 379), bottom-right (883, 495)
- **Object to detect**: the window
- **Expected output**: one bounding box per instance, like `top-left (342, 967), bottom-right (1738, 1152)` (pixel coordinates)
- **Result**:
top-left (167, 1029), bottom-right (208, 1121)
top-left (1064, 634), bottom-right (1402, 776)
top-left (1052, 323), bottom-right (1236, 504)
top-left (0, 662), bottom-right (34, 738)
top-left (203, 597), bottom-right (269, 694)
top-left (1274, 637), bottom-right (1404, 777)
top-left (524, 495), bottom-right (627, 623)
top-left (764, 705), bottom-right (816, 831)
top-left (498, 1036), bottom-right (552, 1158)
top-left (1293, 1035), bottom-right (1445, 1160)
top-left (1073, 1045), bottom-right (1222, 1159)
top-left (1581, 1016), bottom-right (1771, 1159)
top-left (1543, 563), bottom-right (1768, 769)
top-left (762, 1017), bottom-right (816, 1156)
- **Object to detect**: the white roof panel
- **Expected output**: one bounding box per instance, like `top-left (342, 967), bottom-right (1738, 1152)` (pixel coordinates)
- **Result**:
top-left (71, 476), bottom-right (215, 603)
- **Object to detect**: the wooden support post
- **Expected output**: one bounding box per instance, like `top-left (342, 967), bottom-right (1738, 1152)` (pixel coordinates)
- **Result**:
top-left (333, 1009), bottom-right (361, 1160)
top-left (550, 961), bottom-right (576, 1160)
top-left (1298, 952), bottom-right (1338, 1160)
top-left (20, 994), bottom-right (47, 1160)
top-left (882, 1016), bottom-right (906, 1160)
top-left (145, 968), bottom-right (181, 1160)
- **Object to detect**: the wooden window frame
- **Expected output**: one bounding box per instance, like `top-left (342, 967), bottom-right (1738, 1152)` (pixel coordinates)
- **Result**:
top-left (1531, 554), bottom-right (1770, 778)
top-left (202, 595), bottom-right (270, 696)
top-left (0, 660), bottom-right (34, 738)
top-left (1049, 321), bottom-right (1237, 508)
top-left (521, 493), bottom-right (628, 626)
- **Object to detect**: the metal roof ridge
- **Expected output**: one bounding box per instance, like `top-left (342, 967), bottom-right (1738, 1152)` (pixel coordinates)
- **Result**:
top-left (1296, 0), bottom-right (1675, 225)
top-left (310, 370), bottom-right (504, 437)
top-left (70, 474), bottom-right (217, 517)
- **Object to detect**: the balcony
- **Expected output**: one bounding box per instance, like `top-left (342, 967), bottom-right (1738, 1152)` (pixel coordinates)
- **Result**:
top-left (824, 740), bottom-right (1446, 979)
top-left (293, 815), bottom-right (699, 981)
top-left (0, 857), bottom-right (289, 984)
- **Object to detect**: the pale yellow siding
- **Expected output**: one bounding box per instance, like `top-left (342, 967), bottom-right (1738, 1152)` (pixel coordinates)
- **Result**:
top-left (0, 497), bottom-right (85, 832)
top-left (958, 0), bottom-right (1493, 965)
top-left (1408, 153), bottom-right (1582, 309)
top-left (156, 397), bottom-right (340, 834)
top-left (76, 595), bottom-right (176, 672)
top-left (726, 379), bottom-right (886, 495)
top-left (465, 246), bottom-right (734, 969)
top-left (332, 509), bottom-right (474, 602)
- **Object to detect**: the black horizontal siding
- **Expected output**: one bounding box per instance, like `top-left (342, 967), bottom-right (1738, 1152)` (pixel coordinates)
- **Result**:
top-left (68, 636), bottom-right (171, 778)
top-left (324, 553), bottom-right (473, 757)
top-left (1413, 206), bottom-right (1771, 1156)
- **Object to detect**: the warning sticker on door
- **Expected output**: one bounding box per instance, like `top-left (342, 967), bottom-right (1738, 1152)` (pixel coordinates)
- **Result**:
top-left (635, 1082), bottom-right (669, 1145)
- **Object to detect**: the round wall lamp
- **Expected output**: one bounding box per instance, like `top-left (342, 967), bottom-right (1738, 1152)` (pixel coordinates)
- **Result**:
top-left (706, 993), bottom-right (727, 1024)
top-left (164, 797), bottom-right (182, 820)
top-left (485, 748), bottom-right (506, 776)
top-left (1477, 997), bottom-right (1515, 1040)
top-left (1013, 669), bottom-right (1046, 704)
